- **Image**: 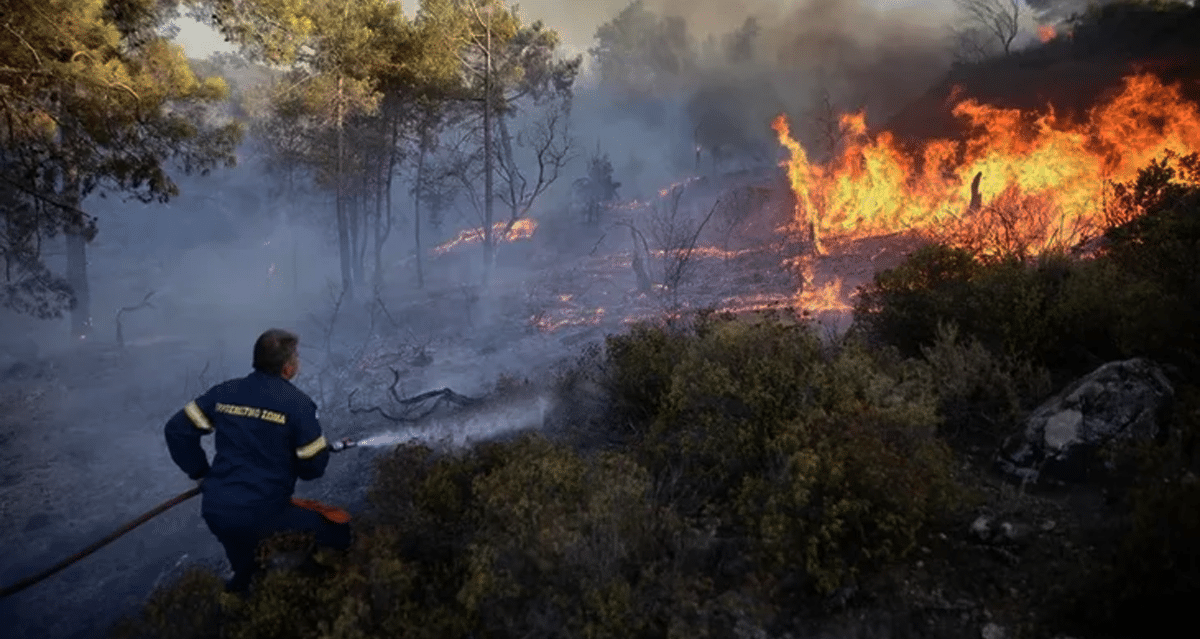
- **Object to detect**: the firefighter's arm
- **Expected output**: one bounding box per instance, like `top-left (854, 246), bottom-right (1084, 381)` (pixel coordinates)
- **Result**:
top-left (293, 400), bottom-right (330, 481)
top-left (164, 391), bottom-right (216, 480)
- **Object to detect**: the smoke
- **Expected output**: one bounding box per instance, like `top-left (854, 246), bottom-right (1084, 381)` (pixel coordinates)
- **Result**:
top-left (1023, 0), bottom-right (1120, 23)
top-left (554, 0), bottom-right (959, 198)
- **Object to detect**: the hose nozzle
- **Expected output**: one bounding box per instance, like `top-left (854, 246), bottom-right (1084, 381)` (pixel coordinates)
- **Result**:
top-left (330, 437), bottom-right (358, 453)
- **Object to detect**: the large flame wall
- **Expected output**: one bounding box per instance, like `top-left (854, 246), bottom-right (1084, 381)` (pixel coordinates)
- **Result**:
top-left (773, 74), bottom-right (1200, 253)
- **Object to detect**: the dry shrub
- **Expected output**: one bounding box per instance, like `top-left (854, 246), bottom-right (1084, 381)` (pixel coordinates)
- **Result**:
top-left (933, 183), bottom-right (1094, 261)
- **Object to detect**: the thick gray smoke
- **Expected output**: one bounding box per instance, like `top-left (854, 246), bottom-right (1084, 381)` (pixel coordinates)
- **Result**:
top-left (1024, 0), bottom-right (1124, 22)
top-left (551, 0), bottom-right (958, 199)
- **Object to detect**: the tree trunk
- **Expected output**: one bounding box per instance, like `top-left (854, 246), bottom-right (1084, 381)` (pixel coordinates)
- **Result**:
top-left (373, 145), bottom-right (388, 291)
top-left (482, 19), bottom-right (494, 286)
top-left (355, 190), bottom-right (369, 287)
top-left (62, 140), bottom-right (90, 339)
top-left (415, 140), bottom-right (426, 289)
top-left (497, 111), bottom-right (521, 227)
top-left (336, 75), bottom-right (353, 300)
top-left (64, 220), bottom-right (91, 339)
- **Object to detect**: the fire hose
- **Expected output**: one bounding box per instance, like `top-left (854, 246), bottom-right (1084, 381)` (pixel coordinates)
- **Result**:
top-left (0, 438), bottom-right (359, 599)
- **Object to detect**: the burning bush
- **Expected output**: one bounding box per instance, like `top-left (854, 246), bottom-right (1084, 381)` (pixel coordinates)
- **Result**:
top-left (855, 154), bottom-right (1200, 381)
top-left (1104, 151), bottom-right (1200, 342)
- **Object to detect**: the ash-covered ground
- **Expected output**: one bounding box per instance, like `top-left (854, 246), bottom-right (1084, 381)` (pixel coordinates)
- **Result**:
top-left (0, 171), bottom-right (926, 638)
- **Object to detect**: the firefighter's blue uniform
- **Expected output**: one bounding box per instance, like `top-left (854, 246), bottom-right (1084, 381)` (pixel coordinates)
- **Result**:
top-left (164, 370), bottom-right (350, 592)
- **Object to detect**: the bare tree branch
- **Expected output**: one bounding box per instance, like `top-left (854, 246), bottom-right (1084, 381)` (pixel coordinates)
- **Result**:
top-left (346, 366), bottom-right (481, 423)
top-left (954, 0), bottom-right (1021, 56)
top-left (115, 290), bottom-right (155, 348)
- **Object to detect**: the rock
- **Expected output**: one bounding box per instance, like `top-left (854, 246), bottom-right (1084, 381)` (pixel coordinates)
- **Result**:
top-left (971, 516), bottom-right (993, 541)
top-left (970, 515), bottom-right (1033, 548)
top-left (981, 622), bottom-right (1007, 639)
top-left (996, 358), bottom-right (1173, 485)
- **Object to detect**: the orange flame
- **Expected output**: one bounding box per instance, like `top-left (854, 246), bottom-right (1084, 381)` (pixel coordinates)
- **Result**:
top-left (433, 218), bottom-right (538, 255)
top-left (773, 74), bottom-right (1200, 256)
top-left (1037, 24), bottom-right (1057, 43)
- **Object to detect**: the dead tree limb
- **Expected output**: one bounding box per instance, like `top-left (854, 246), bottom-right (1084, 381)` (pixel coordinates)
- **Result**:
top-left (115, 291), bottom-right (155, 348)
top-left (346, 368), bottom-right (481, 423)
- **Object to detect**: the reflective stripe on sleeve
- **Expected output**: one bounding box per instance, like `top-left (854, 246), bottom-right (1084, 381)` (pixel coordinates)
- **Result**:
top-left (184, 401), bottom-right (213, 431)
top-left (296, 435), bottom-right (327, 460)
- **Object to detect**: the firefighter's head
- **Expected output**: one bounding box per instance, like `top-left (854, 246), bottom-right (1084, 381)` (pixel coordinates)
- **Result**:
top-left (253, 328), bottom-right (301, 380)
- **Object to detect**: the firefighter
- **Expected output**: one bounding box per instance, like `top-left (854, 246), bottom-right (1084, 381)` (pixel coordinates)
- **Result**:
top-left (164, 328), bottom-right (351, 593)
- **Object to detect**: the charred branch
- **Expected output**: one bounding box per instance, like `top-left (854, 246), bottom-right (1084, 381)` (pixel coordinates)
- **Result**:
top-left (347, 366), bottom-right (480, 423)
top-left (115, 290), bottom-right (155, 349)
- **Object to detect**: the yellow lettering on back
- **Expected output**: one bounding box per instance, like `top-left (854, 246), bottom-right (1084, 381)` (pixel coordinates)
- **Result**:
top-left (215, 403), bottom-right (286, 425)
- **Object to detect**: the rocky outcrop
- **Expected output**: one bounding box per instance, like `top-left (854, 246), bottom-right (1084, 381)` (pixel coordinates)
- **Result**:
top-left (997, 358), bottom-right (1173, 485)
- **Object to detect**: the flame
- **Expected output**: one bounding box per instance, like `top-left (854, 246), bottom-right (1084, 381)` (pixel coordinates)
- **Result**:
top-left (1037, 25), bottom-right (1057, 43)
top-left (658, 176), bottom-right (702, 197)
top-left (531, 307), bottom-right (606, 332)
top-left (793, 260), bottom-right (851, 313)
top-left (773, 74), bottom-right (1200, 256)
top-left (433, 218), bottom-right (538, 255)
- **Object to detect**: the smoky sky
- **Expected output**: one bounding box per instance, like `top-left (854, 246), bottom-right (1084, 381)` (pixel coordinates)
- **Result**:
top-left (1023, 0), bottom-right (1124, 22)
top-left (511, 0), bottom-right (958, 57)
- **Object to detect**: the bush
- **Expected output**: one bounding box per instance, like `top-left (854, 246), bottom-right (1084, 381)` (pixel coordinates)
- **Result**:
top-left (855, 243), bottom-right (1178, 380)
top-left (110, 569), bottom-right (226, 639)
top-left (645, 316), bottom-right (826, 503)
top-left (1060, 384), bottom-right (1200, 636)
top-left (611, 316), bottom-right (958, 595)
top-left (461, 435), bottom-right (681, 639)
top-left (732, 341), bottom-right (958, 594)
top-left (919, 321), bottom-right (1052, 444)
top-left (602, 321), bottom-right (691, 426)
top-left (1104, 151), bottom-right (1200, 369)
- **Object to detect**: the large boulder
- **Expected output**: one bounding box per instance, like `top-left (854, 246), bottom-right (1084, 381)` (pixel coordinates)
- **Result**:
top-left (997, 358), bottom-right (1173, 485)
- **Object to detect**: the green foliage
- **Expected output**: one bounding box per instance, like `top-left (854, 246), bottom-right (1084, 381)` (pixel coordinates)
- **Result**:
top-left (462, 436), bottom-right (673, 638)
top-left (603, 321), bottom-right (690, 425)
top-left (919, 321), bottom-right (1052, 442)
top-left (610, 316), bottom-right (957, 594)
top-left (1105, 151), bottom-right (1200, 311)
top-left (590, 0), bottom-right (694, 95)
top-left (110, 568), bottom-right (226, 639)
top-left (854, 242), bottom-right (1179, 379)
top-left (648, 317), bottom-right (826, 500)
top-left (1, 0), bottom-right (241, 318)
top-left (853, 243), bottom-right (979, 357)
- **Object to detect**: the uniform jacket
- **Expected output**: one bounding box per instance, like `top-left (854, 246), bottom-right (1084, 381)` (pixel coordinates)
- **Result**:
top-left (164, 370), bottom-right (330, 525)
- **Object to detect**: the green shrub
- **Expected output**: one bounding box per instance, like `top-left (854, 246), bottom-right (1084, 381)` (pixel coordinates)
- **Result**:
top-left (853, 244), bottom-right (980, 358)
top-left (647, 317), bottom-right (826, 502)
top-left (461, 434), bottom-right (675, 639)
top-left (920, 321), bottom-right (1052, 443)
top-left (110, 569), bottom-right (226, 639)
top-left (733, 342), bottom-right (957, 594)
top-left (855, 242), bottom-right (1179, 380)
top-left (603, 321), bottom-right (691, 425)
top-left (610, 316), bottom-right (958, 595)
top-left (1104, 151), bottom-right (1200, 368)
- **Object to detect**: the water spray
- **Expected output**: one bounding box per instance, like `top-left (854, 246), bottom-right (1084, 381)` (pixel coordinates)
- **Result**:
top-left (347, 393), bottom-right (553, 451)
